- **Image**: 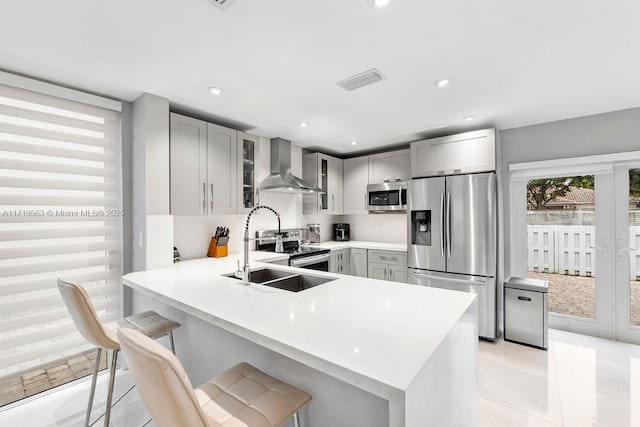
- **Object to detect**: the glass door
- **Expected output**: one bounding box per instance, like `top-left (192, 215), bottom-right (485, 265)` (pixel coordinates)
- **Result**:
top-left (237, 133), bottom-right (258, 213)
top-left (524, 174), bottom-right (614, 338)
top-left (319, 156), bottom-right (328, 212)
top-left (614, 166), bottom-right (640, 344)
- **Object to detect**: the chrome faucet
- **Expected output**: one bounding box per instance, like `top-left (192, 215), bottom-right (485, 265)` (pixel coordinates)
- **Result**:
top-left (236, 205), bottom-right (281, 285)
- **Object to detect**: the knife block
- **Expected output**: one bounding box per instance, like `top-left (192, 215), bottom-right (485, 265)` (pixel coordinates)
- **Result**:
top-left (207, 238), bottom-right (228, 258)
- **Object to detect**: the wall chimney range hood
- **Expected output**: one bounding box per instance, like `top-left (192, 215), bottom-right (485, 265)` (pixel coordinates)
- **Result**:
top-left (259, 138), bottom-right (322, 193)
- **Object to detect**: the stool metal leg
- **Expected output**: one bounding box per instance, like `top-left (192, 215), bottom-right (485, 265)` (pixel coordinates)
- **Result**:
top-left (103, 349), bottom-right (119, 427)
top-left (168, 330), bottom-right (175, 354)
top-left (84, 348), bottom-right (102, 427)
top-left (293, 412), bottom-right (300, 427)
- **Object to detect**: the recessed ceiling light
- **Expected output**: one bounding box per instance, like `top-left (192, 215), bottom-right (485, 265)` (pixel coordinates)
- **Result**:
top-left (299, 122), bottom-right (308, 127)
top-left (433, 78), bottom-right (450, 88)
top-left (350, 141), bottom-right (358, 145)
top-left (207, 87), bottom-right (223, 96)
top-left (369, 0), bottom-right (392, 8)
top-left (463, 116), bottom-right (476, 121)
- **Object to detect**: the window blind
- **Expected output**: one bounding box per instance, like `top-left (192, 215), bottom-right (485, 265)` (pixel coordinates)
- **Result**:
top-left (0, 82), bottom-right (122, 378)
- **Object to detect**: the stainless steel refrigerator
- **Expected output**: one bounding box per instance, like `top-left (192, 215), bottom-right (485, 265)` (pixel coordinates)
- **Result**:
top-left (408, 172), bottom-right (497, 339)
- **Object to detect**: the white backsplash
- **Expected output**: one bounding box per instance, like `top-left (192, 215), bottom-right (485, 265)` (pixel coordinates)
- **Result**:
top-left (173, 192), bottom-right (339, 260)
top-left (340, 214), bottom-right (407, 244)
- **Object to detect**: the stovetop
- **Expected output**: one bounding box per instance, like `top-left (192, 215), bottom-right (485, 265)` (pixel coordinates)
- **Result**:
top-left (255, 228), bottom-right (330, 259)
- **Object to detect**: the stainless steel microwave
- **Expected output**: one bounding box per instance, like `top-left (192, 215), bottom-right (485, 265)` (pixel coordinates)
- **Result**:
top-left (367, 181), bottom-right (407, 213)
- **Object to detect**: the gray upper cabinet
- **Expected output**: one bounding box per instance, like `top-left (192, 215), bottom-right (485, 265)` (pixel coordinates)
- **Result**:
top-left (343, 156), bottom-right (369, 214)
top-left (410, 128), bottom-right (496, 178)
top-left (302, 152), bottom-right (343, 215)
top-left (368, 149), bottom-right (411, 184)
top-left (170, 113), bottom-right (207, 215)
top-left (170, 113), bottom-right (256, 216)
top-left (207, 123), bottom-right (237, 214)
top-left (329, 155), bottom-right (343, 214)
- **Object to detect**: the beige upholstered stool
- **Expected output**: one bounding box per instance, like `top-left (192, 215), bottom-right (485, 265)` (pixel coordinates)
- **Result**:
top-left (57, 279), bottom-right (181, 427)
top-left (117, 327), bottom-right (311, 427)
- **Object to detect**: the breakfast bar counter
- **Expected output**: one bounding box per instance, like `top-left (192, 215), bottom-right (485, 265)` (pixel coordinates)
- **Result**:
top-left (122, 254), bottom-right (478, 427)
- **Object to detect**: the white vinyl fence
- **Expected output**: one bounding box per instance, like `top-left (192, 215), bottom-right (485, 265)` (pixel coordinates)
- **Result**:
top-left (528, 225), bottom-right (640, 280)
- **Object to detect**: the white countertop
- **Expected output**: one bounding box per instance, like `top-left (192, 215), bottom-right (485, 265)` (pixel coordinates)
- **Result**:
top-left (305, 240), bottom-right (407, 252)
top-left (122, 253), bottom-right (474, 399)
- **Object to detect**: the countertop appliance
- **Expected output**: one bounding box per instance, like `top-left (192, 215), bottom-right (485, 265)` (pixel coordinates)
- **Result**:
top-left (256, 228), bottom-right (330, 271)
top-left (307, 223), bottom-right (321, 243)
top-left (407, 172), bottom-right (497, 340)
top-left (367, 181), bottom-right (407, 213)
top-left (333, 223), bottom-right (350, 242)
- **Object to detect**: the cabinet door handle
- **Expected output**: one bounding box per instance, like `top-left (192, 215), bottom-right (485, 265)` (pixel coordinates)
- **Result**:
top-left (210, 183), bottom-right (214, 211)
top-left (202, 182), bottom-right (206, 213)
top-left (332, 194), bottom-right (335, 211)
top-left (364, 193), bottom-right (367, 209)
top-left (517, 296), bottom-right (532, 302)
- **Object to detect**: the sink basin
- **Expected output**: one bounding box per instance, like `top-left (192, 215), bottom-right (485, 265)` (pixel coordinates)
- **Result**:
top-left (224, 268), bottom-right (335, 292)
top-left (224, 268), bottom-right (294, 284)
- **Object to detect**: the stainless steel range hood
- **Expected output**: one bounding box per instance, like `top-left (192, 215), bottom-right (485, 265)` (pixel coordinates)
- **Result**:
top-left (259, 138), bottom-right (322, 193)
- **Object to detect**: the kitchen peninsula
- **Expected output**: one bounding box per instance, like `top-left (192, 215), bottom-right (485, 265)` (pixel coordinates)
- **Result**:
top-left (122, 253), bottom-right (478, 427)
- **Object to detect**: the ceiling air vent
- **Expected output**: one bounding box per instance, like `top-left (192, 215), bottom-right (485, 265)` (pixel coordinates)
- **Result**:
top-left (206, 0), bottom-right (237, 10)
top-left (336, 68), bottom-right (386, 91)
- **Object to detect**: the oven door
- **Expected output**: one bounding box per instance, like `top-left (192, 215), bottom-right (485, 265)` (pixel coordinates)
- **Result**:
top-left (289, 253), bottom-right (331, 272)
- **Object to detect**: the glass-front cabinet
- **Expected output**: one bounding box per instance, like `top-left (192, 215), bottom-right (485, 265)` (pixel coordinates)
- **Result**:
top-left (320, 157), bottom-right (328, 211)
top-left (237, 132), bottom-right (259, 213)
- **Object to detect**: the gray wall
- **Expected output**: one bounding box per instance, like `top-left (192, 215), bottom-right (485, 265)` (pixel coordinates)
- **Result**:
top-left (500, 106), bottom-right (640, 278)
top-left (121, 101), bottom-right (133, 275)
top-left (131, 93), bottom-right (171, 272)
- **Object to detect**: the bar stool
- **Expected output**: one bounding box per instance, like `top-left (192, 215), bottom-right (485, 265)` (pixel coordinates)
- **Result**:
top-left (57, 279), bottom-right (181, 427)
top-left (117, 327), bottom-right (311, 427)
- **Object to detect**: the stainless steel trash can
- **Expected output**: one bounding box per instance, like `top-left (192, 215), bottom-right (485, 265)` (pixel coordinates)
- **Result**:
top-left (504, 276), bottom-right (549, 349)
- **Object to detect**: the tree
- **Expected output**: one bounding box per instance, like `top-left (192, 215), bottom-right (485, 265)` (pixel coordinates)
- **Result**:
top-left (571, 175), bottom-right (594, 190)
top-left (630, 169), bottom-right (640, 197)
top-left (527, 178), bottom-right (572, 210)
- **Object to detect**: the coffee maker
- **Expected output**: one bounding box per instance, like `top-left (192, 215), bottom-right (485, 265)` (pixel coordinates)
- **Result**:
top-left (307, 223), bottom-right (321, 243)
top-left (333, 223), bottom-right (350, 242)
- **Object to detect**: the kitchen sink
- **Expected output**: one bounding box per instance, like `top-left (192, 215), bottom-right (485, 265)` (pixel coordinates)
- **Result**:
top-left (224, 268), bottom-right (294, 284)
top-left (224, 268), bottom-right (335, 292)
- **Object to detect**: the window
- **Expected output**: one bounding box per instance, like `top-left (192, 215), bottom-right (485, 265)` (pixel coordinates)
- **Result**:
top-left (0, 81), bottom-right (122, 404)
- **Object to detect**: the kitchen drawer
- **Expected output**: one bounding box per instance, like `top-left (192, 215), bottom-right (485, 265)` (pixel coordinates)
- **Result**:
top-left (368, 250), bottom-right (406, 266)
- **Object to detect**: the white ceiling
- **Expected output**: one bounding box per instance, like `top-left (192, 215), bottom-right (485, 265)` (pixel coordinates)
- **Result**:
top-left (1, 0), bottom-right (639, 155)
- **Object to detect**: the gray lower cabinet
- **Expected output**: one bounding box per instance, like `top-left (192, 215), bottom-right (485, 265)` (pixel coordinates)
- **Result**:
top-left (368, 262), bottom-right (388, 281)
top-left (349, 248), bottom-right (368, 277)
top-left (367, 250), bottom-right (408, 283)
top-left (388, 264), bottom-right (407, 283)
top-left (330, 249), bottom-right (350, 275)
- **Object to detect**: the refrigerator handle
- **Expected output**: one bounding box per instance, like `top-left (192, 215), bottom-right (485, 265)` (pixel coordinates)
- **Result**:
top-left (440, 192), bottom-right (445, 257)
top-left (446, 192), bottom-right (451, 258)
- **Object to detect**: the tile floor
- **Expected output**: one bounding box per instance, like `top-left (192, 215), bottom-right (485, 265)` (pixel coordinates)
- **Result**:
top-left (1, 329), bottom-right (639, 426)
top-left (0, 350), bottom-right (106, 406)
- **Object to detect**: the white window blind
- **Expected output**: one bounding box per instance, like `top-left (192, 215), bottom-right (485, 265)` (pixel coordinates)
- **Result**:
top-left (0, 82), bottom-right (122, 378)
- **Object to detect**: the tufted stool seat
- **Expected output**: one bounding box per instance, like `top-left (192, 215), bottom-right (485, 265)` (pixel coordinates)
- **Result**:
top-left (117, 327), bottom-right (311, 427)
